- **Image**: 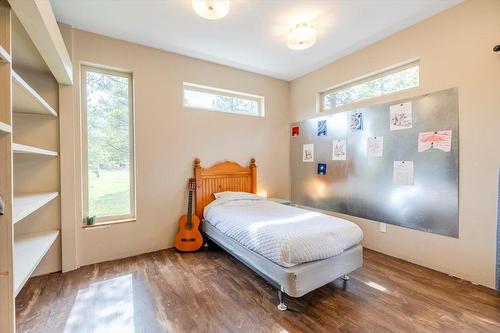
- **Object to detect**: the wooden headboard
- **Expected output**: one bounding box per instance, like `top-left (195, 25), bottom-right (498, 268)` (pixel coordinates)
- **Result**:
top-left (194, 158), bottom-right (256, 218)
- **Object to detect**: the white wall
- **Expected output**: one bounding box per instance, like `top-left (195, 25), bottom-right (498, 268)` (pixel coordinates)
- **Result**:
top-left (289, 0), bottom-right (500, 288)
top-left (61, 28), bottom-right (290, 268)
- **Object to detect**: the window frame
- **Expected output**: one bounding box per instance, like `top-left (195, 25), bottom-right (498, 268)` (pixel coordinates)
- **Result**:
top-left (319, 59), bottom-right (420, 112)
top-left (182, 82), bottom-right (265, 117)
top-left (81, 65), bottom-right (137, 224)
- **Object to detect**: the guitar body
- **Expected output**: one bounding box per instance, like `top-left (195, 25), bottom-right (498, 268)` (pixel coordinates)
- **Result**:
top-left (174, 178), bottom-right (203, 252)
top-left (174, 214), bottom-right (203, 252)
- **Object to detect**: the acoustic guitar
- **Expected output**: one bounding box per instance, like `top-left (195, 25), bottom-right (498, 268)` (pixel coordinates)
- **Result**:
top-left (174, 178), bottom-right (203, 252)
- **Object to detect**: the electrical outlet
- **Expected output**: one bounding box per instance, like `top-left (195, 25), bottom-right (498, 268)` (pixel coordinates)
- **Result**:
top-left (379, 223), bottom-right (387, 233)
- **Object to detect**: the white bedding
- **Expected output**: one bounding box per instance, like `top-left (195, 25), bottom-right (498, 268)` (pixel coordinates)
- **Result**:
top-left (204, 195), bottom-right (363, 267)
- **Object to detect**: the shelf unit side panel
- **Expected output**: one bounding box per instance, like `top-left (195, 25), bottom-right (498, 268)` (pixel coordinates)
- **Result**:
top-left (0, 1), bottom-right (15, 332)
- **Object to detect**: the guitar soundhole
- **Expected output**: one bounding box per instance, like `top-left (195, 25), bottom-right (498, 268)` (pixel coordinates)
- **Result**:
top-left (181, 238), bottom-right (196, 242)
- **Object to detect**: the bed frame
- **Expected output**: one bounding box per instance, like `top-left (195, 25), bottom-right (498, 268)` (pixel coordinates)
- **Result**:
top-left (194, 157), bottom-right (256, 219)
top-left (193, 158), bottom-right (362, 311)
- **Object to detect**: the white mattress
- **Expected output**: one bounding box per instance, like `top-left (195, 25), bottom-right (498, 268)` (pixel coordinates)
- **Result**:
top-left (204, 197), bottom-right (363, 267)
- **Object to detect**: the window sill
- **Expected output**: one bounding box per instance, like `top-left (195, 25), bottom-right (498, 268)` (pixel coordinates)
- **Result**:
top-left (183, 104), bottom-right (264, 118)
top-left (82, 218), bottom-right (136, 229)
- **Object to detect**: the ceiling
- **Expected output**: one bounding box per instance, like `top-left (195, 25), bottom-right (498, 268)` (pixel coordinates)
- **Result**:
top-left (50, 0), bottom-right (462, 81)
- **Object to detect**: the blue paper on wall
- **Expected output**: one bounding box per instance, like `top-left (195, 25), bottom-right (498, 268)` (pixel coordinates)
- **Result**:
top-left (317, 163), bottom-right (327, 175)
top-left (317, 120), bottom-right (327, 136)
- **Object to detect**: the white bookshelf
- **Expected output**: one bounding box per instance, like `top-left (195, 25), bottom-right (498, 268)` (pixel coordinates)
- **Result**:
top-left (13, 230), bottom-right (59, 296)
top-left (13, 192), bottom-right (59, 224)
top-left (11, 71), bottom-right (58, 117)
top-left (0, 1), bottom-right (70, 331)
top-left (0, 121), bottom-right (11, 133)
top-left (12, 143), bottom-right (58, 156)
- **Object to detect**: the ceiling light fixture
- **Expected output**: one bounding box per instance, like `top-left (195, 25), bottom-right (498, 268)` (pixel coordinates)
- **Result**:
top-left (287, 23), bottom-right (316, 50)
top-left (192, 0), bottom-right (230, 20)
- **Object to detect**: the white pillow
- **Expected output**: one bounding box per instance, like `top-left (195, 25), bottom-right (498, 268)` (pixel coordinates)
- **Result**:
top-left (213, 191), bottom-right (263, 201)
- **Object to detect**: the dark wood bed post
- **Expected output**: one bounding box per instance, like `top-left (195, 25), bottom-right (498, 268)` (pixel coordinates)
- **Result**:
top-left (194, 158), bottom-right (202, 218)
top-left (250, 158), bottom-right (257, 194)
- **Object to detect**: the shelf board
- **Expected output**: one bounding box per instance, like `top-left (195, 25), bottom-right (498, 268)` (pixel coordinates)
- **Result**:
top-left (0, 44), bottom-right (10, 63)
top-left (9, 0), bottom-right (72, 84)
top-left (12, 71), bottom-right (58, 117)
top-left (14, 230), bottom-right (59, 296)
top-left (12, 143), bottom-right (58, 156)
top-left (13, 192), bottom-right (59, 224)
top-left (0, 121), bottom-right (11, 134)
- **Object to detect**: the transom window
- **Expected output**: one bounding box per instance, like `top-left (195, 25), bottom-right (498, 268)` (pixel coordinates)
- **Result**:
top-left (320, 61), bottom-right (419, 111)
top-left (183, 82), bottom-right (265, 117)
top-left (81, 65), bottom-right (136, 223)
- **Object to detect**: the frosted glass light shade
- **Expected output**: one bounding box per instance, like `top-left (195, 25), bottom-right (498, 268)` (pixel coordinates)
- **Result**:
top-left (287, 23), bottom-right (316, 50)
top-left (192, 0), bottom-right (230, 20)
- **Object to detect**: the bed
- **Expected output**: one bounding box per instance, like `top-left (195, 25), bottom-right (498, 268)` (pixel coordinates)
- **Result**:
top-left (194, 158), bottom-right (363, 310)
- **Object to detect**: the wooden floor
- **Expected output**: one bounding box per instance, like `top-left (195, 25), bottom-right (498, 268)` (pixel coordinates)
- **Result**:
top-left (16, 246), bottom-right (500, 333)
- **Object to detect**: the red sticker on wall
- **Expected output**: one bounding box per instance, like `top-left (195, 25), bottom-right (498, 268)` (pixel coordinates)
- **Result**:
top-left (291, 126), bottom-right (300, 137)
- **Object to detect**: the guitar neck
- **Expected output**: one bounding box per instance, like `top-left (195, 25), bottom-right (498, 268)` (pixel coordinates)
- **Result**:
top-left (187, 190), bottom-right (193, 224)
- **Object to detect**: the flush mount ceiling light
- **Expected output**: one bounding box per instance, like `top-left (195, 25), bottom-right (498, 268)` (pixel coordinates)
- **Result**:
top-left (192, 0), bottom-right (230, 20)
top-left (287, 23), bottom-right (316, 50)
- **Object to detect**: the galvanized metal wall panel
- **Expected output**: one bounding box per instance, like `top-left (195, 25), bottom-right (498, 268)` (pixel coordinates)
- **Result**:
top-left (290, 88), bottom-right (459, 237)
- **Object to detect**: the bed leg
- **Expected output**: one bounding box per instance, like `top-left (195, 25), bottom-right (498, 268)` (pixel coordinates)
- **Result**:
top-left (341, 274), bottom-right (350, 281)
top-left (277, 289), bottom-right (287, 311)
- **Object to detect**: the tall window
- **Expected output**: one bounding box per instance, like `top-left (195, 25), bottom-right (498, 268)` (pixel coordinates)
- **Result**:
top-left (320, 61), bottom-right (419, 111)
top-left (82, 66), bottom-right (135, 223)
top-left (183, 82), bottom-right (265, 117)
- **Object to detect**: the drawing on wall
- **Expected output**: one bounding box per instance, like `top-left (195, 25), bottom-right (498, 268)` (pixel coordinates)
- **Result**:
top-left (390, 101), bottom-right (412, 131)
top-left (367, 136), bottom-right (384, 157)
top-left (303, 144), bottom-right (314, 162)
top-left (418, 130), bottom-right (452, 152)
top-left (332, 139), bottom-right (347, 160)
top-left (393, 161), bottom-right (414, 185)
top-left (291, 126), bottom-right (300, 137)
top-left (350, 112), bottom-right (363, 132)
top-left (317, 120), bottom-right (327, 136)
top-left (317, 163), bottom-right (327, 175)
